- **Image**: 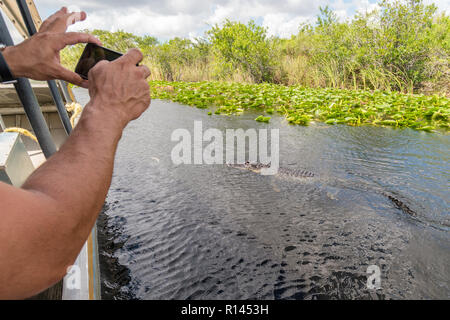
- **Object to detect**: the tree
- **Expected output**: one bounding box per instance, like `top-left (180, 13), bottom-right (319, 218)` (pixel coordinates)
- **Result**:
top-left (207, 20), bottom-right (276, 83)
top-left (378, 0), bottom-right (438, 91)
top-left (153, 38), bottom-right (197, 81)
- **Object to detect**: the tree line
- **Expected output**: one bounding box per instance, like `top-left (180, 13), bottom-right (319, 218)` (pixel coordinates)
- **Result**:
top-left (61, 0), bottom-right (449, 95)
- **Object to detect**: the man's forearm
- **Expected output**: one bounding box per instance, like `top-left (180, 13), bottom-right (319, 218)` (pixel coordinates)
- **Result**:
top-left (23, 102), bottom-right (124, 232)
top-left (0, 101), bottom-right (124, 299)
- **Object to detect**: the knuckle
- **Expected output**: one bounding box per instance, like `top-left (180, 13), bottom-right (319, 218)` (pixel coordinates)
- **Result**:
top-left (139, 66), bottom-right (151, 78)
top-left (130, 47), bottom-right (141, 54)
top-left (96, 60), bottom-right (109, 68)
top-left (37, 32), bottom-right (50, 40)
top-left (90, 61), bottom-right (108, 74)
top-left (38, 22), bottom-right (49, 32)
top-left (131, 48), bottom-right (143, 58)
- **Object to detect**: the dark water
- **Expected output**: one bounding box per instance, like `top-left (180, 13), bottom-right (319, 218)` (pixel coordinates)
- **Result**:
top-left (76, 90), bottom-right (450, 299)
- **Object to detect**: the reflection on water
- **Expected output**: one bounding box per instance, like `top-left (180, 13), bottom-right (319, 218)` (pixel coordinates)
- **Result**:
top-left (75, 88), bottom-right (449, 299)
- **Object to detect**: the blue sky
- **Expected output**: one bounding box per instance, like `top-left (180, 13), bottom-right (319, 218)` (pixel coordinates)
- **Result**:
top-left (32, 0), bottom-right (449, 40)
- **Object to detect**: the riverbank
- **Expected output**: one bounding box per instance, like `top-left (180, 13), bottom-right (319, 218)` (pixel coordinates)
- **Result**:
top-left (150, 81), bottom-right (449, 132)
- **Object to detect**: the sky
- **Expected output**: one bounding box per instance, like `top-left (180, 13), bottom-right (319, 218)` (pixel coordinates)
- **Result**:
top-left (31, 0), bottom-right (450, 41)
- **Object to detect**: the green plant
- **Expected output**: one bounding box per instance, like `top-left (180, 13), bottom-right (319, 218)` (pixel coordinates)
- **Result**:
top-left (151, 80), bottom-right (449, 132)
top-left (207, 20), bottom-right (276, 83)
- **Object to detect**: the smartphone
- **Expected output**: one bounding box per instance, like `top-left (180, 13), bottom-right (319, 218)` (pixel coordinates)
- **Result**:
top-left (75, 43), bottom-right (123, 80)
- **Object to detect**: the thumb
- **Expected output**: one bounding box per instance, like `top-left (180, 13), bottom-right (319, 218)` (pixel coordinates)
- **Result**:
top-left (55, 66), bottom-right (88, 88)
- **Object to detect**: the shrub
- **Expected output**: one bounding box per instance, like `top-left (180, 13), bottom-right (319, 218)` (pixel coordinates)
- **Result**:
top-left (207, 20), bottom-right (276, 83)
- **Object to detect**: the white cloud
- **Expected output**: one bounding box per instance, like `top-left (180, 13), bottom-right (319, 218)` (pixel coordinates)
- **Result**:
top-left (424, 0), bottom-right (450, 14)
top-left (33, 0), bottom-right (450, 40)
top-left (262, 14), bottom-right (311, 37)
top-left (70, 8), bottom-right (201, 39)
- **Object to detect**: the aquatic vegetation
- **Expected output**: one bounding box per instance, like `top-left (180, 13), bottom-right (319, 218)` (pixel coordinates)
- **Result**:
top-left (255, 115), bottom-right (271, 123)
top-left (150, 81), bottom-right (449, 132)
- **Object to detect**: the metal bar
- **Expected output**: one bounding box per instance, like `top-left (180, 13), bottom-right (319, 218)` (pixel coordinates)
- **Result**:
top-left (0, 114), bottom-right (5, 131)
top-left (0, 13), bottom-right (56, 158)
top-left (0, 105), bottom-right (59, 116)
top-left (58, 80), bottom-right (73, 104)
top-left (0, 0), bottom-right (42, 39)
top-left (13, 79), bottom-right (57, 157)
top-left (16, 0), bottom-right (72, 135)
top-left (0, 0), bottom-right (29, 38)
top-left (15, 0), bottom-right (36, 33)
top-left (48, 81), bottom-right (72, 134)
top-left (11, 1), bottom-right (76, 108)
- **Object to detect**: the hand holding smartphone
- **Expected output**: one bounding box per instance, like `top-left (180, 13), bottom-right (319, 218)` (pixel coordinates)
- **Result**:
top-left (75, 43), bottom-right (123, 80)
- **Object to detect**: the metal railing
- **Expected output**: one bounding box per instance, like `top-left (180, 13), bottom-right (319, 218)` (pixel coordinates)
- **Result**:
top-left (16, 0), bottom-right (73, 135)
top-left (0, 114), bottom-right (5, 131)
top-left (0, 13), bottom-right (57, 158)
top-left (0, 0), bottom-right (77, 158)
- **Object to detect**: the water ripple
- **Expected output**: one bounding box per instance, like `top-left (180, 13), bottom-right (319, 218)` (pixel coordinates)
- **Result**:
top-left (89, 97), bottom-right (450, 300)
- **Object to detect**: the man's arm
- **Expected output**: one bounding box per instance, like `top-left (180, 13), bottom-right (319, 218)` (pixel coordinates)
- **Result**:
top-left (0, 106), bottom-right (121, 299)
top-left (0, 49), bottom-right (151, 299)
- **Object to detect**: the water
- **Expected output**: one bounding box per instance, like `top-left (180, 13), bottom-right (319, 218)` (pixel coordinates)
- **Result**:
top-left (75, 90), bottom-right (450, 299)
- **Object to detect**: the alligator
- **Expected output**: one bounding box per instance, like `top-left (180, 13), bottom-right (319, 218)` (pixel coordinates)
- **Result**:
top-left (226, 161), bottom-right (315, 179)
top-left (226, 161), bottom-right (417, 218)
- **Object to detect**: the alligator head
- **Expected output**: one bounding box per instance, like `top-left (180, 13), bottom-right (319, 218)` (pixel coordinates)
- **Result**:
top-left (227, 161), bottom-right (315, 178)
top-left (226, 161), bottom-right (271, 173)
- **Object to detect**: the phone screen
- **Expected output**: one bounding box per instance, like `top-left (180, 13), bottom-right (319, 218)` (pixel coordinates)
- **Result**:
top-left (75, 43), bottom-right (123, 80)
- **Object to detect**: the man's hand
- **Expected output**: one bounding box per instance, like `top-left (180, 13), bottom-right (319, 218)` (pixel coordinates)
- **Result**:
top-left (39, 7), bottom-right (87, 34)
top-left (85, 48), bottom-right (151, 128)
top-left (1, 7), bottom-right (101, 88)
